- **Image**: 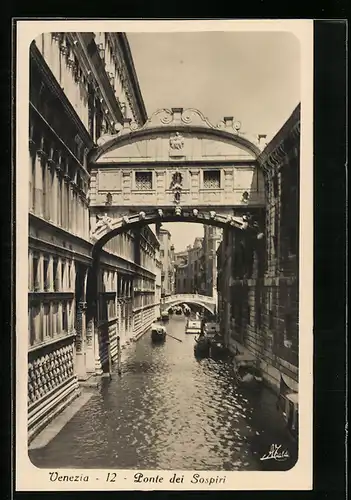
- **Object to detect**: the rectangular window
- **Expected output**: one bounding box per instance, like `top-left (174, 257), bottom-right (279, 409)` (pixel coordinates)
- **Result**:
top-left (53, 259), bottom-right (59, 292)
top-left (43, 258), bottom-right (50, 292)
top-left (29, 153), bottom-right (35, 211)
top-left (52, 302), bottom-right (58, 336)
top-left (32, 255), bottom-right (40, 291)
top-left (42, 162), bottom-right (48, 220)
top-left (61, 261), bottom-right (66, 291)
top-left (30, 303), bottom-right (42, 344)
top-left (203, 170), bottom-right (220, 189)
top-left (135, 171), bottom-right (152, 190)
top-left (62, 301), bottom-right (68, 332)
top-left (43, 302), bottom-right (50, 337)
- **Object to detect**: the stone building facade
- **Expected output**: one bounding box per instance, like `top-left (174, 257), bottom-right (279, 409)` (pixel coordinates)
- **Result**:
top-left (217, 104), bottom-right (300, 393)
top-left (202, 225), bottom-right (222, 299)
top-left (158, 227), bottom-right (176, 298)
top-left (27, 32), bottom-right (160, 441)
top-left (175, 227), bottom-right (222, 300)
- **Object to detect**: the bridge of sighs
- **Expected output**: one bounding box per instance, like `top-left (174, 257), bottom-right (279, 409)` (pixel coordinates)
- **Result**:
top-left (84, 107), bottom-right (266, 373)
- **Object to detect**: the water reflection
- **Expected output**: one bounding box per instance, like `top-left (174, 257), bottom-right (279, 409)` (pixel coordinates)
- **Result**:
top-left (29, 316), bottom-right (297, 470)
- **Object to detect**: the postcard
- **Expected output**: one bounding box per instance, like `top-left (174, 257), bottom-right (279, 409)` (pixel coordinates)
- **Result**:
top-left (16, 18), bottom-right (313, 491)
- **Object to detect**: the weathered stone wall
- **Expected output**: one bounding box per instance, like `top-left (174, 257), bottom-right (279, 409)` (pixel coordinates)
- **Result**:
top-left (217, 105), bottom-right (300, 393)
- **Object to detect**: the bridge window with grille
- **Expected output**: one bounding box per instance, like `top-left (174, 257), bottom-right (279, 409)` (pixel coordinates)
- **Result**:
top-left (203, 170), bottom-right (221, 189)
top-left (135, 171), bottom-right (153, 190)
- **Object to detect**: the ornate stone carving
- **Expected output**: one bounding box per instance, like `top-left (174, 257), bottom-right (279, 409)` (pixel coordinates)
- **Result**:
top-left (170, 170), bottom-right (183, 204)
top-left (95, 213), bottom-right (113, 231)
top-left (28, 344), bottom-right (74, 406)
top-left (169, 132), bottom-right (184, 151)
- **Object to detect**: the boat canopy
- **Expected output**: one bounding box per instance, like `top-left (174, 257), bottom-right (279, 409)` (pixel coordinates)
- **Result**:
top-left (286, 392), bottom-right (299, 407)
top-left (235, 353), bottom-right (257, 363)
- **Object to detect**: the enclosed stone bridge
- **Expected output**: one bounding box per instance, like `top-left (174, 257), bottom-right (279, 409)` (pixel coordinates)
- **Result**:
top-left (88, 106), bottom-right (266, 246)
top-left (84, 107), bottom-right (266, 377)
top-left (161, 293), bottom-right (216, 314)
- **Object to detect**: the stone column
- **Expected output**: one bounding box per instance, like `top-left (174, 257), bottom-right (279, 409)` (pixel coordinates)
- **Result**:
top-left (48, 256), bottom-right (54, 292)
top-left (94, 263), bottom-right (103, 375)
top-left (34, 150), bottom-right (43, 217)
top-left (127, 280), bottom-right (132, 336)
top-left (119, 277), bottom-right (125, 342)
top-left (85, 312), bottom-right (96, 374)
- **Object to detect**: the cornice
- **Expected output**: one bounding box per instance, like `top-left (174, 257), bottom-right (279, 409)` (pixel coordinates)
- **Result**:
top-left (76, 33), bottom-right (124, 127)
top-left (117, 34), bottom-right (148, 124)
top-left (257, 104), bottom-right (301, 168)
top-left (91, 124), bottom-right (261, 164)
top-left (29, 103), bottom-right (90, 182)
top-left (30, 42), bottom-right (93, 150)
top-left (106, 33), bottom-right (147, 126)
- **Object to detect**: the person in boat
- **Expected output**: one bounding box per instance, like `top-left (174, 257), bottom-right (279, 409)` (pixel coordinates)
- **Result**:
top-left (195, 331), bottom-right (211, 345)
top-left (151, 318), bottom-right (163, 331)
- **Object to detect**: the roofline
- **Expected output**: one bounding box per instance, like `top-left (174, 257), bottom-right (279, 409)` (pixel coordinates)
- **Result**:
top-left (257, 103), bottom-right (301, 163)
top-left (118, 33), bottom-right (148, 124)
top-left (90, 124), bottom-right (261, 163)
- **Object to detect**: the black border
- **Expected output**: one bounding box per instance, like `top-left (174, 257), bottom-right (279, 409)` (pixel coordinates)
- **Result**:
top-left (5, 17), bottom-right (347, 500)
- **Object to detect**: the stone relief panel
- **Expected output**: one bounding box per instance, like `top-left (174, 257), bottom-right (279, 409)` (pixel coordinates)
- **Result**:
top-left (233, 166), bottom-right (257, 191)
top-left (97, 170), bottom-right (122, 192)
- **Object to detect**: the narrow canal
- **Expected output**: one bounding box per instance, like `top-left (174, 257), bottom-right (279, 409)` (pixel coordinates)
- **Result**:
top-left (29, 316), bottom-right (297, 471)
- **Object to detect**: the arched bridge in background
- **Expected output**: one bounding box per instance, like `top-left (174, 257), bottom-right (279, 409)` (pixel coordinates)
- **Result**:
top-left (161, 293), bottom-right (216, 315)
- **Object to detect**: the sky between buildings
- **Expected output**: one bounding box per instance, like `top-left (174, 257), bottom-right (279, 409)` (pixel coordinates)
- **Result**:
top-left (127, 30), bottom-right (300, 252)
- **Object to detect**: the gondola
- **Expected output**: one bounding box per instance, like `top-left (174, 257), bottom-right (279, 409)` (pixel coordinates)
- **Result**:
top-left (193, 335), bottom-right (210, 358)
top-left (151, 324), bottom-right (167, 343)
top-left (160, 310), bottom-right (170, 323)
top-left (209, 339), bottom-right (230, 359)
top-left (233, 353), bottom-right (263, 388)
top-left (276, 375), bottom-right (299, 441)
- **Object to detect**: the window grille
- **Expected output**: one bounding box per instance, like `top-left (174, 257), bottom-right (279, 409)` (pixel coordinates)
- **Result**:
top-left (203, 170), bottom-right (220, 189)
top-left (135, 172), bottom-right (152, 190)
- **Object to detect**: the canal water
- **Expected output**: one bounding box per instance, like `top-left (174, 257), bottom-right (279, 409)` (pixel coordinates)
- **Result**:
top-left (29, 316), bottom-right (297, 471)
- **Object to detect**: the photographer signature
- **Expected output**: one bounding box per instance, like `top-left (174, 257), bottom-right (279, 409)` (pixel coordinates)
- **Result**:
top-left (260, 444), bottom-right (290, 462)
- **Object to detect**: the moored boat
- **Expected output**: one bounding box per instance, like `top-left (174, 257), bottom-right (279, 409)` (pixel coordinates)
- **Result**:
top-left (151, 323), bottom-right (167, 343)
top-left (193, 335), bottom-right (210, 357)
top-left (276, 375), bottom-right (299, 441)
top-left (209, 339), bottom-right (230, 359)
top-left (160, 310), bottom-right (170, 323)
top-left (233, 353), bottom-right (263, 388)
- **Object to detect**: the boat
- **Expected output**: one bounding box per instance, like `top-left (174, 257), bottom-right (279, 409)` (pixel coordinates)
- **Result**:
top-left (276, 375), bottom-right (299, 441)
top-left (151, 323), bottom-right (167, 342)
top-left (203, 321), bottom-right (221, 336)
top-left (233, 353), bottom-right (263, 388)
top-left (201, 322), bottom-right (229, 358)
top-left (183, 305), bottom-right (191, 317)
top-left (175, 306), bottom-right (182, 315)
top-left (209, 338), bottom-right (230, 359)
top-left (160, 310), bottom-right (170, 323)
top-left (185, 319), bottom-right (202, 335)
top-left (193, 334), bottom-right (210, 357)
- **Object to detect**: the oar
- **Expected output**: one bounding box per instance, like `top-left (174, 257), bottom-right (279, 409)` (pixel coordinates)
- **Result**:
top-left (165, 332), bottom-right (183, 342)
